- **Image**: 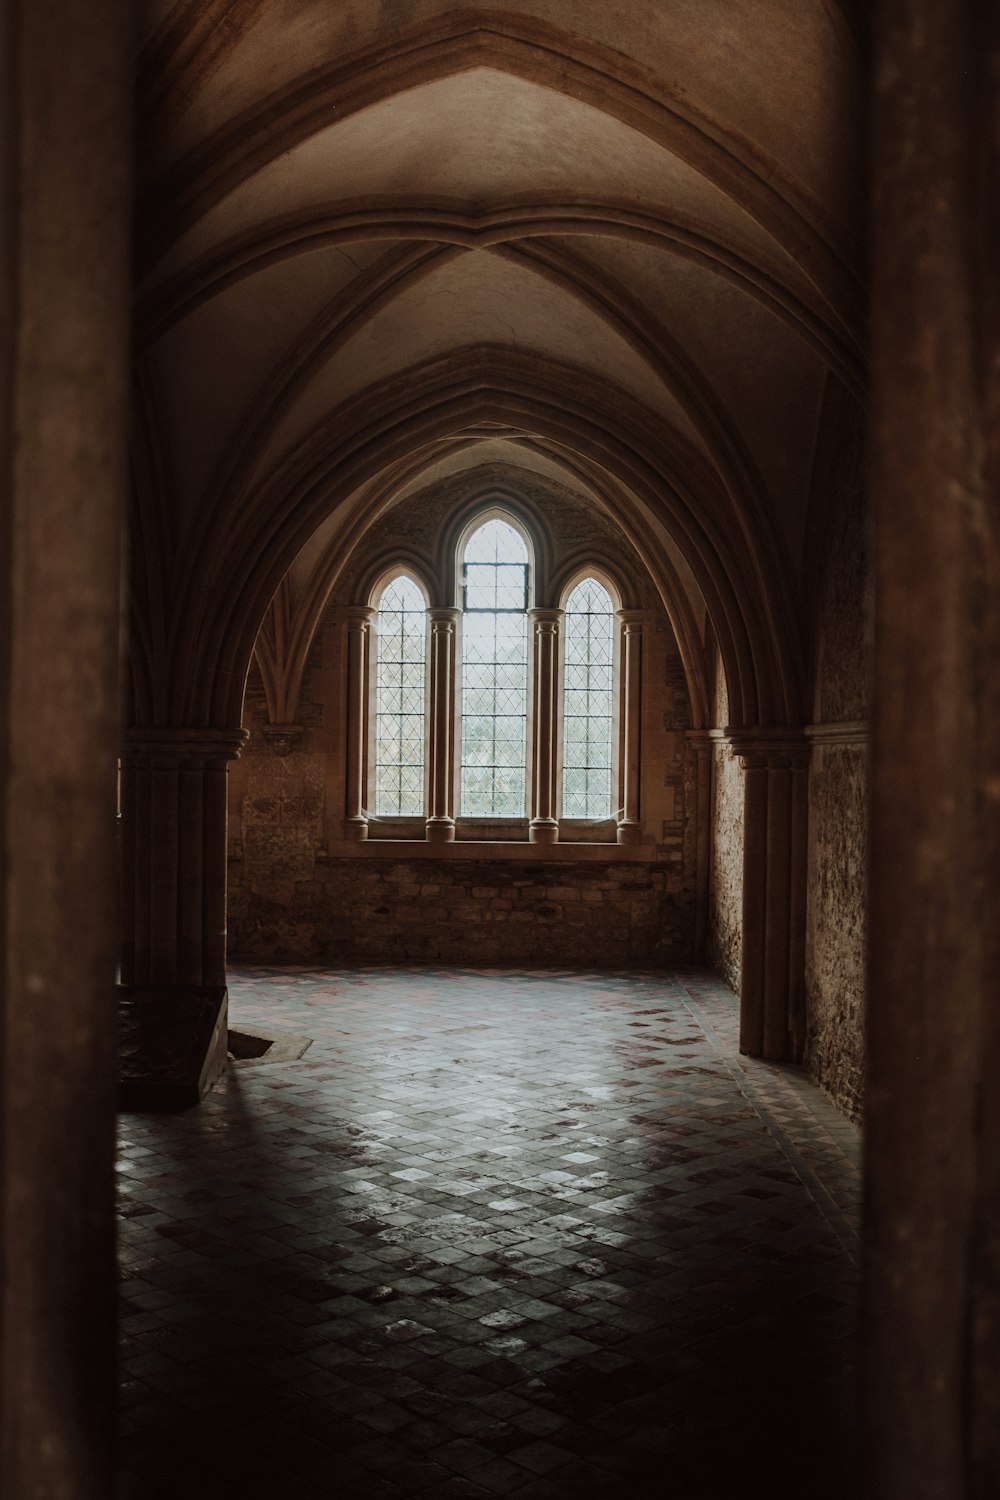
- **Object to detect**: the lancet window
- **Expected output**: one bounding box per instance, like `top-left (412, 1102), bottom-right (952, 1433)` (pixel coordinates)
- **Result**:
top-left (373, 574), bottom-right (427, 816)
top-left (562, 577), bottom-right (616, 818)
top-left (346, 510), bottom-right (643, 846)
top-left (459, 518), bottom-right (530, 818)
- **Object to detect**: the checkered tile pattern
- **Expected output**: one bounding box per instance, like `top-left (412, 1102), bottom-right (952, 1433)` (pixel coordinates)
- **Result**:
top-left (117, 968), bottom-right (859, 1499)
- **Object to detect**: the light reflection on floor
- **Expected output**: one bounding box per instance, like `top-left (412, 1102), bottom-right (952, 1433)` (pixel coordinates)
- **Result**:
top-left (117, 967), bottom-right (859, 1499)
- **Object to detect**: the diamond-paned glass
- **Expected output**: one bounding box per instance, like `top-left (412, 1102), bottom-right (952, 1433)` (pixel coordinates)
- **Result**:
top-left (374, 576), bottom-right (426, 816)
top-left (460, 519), bottom-right (529, 817)
top-left (562, 578), bottom-right (615, 818)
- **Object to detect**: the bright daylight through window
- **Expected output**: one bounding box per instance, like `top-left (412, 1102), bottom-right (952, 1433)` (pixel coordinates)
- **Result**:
top-left (374, 575), bottom-right (426, 816)
top-left (460, 518), bottom-right (529, 817)
top-left (562, 577), bottom-right (615, 818)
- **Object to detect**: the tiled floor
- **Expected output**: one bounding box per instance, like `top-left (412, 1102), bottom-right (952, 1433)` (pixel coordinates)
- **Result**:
top-left (117, 968), bottom-right (861, 1499)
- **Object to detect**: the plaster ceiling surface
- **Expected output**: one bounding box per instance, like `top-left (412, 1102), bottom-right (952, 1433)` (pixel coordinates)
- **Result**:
top-left (145, 243), bottom-right (390, 514)
top-left (153, 69), bottom-right (793, 285)
top-left (251, 248), bottom-right (706, 475)
top-left (562, 237), bottom-right (834, 562)
top-left (131, 1), bottom-right (865, 723)
top-left (140, 0), bottom-right (860, 231)
top-left (390, 440), bottom-right (598, 500)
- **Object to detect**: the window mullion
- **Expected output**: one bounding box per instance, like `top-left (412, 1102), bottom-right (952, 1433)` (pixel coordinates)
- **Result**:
top-left (617, 608), bottom-right (644, 843)
top-left (345, 605), bottom-right (376, 840)
top-left (426, 607), bottom-right (460, 842)
top-left (529, 607), bottom-right (563, 844)
top-left (459, 519), bottom-right (531, 818)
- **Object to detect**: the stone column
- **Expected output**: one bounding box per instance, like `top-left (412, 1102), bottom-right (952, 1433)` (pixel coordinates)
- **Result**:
top-left (617, 610), bottom-right (644, 844)
top-left (344, 606), bottom-right (375, 840)
top-left (1, 1), bottom-right (129, 1495)
top-left (118, 728), bottom-right (248, 1108)
top-left (120, 729), bottom-right (248, 988)
top-left (529, 608), bottom-right (563, 843)
top-left (730, 735), bottom-right (808, 1063)
top-left (866, 5), bottom-right (1000, 1496)
top-left (426, 607), bottom-right (459, 842)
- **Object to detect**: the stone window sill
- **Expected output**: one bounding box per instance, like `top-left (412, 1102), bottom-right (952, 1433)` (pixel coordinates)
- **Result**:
top-left (352, 816), bottom-right (620, 845)
top-left (317, 838), bottom-right (658, 863)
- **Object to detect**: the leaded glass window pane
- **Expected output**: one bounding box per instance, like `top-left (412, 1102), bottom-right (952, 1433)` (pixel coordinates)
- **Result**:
top-left (460, 519), bottom-right (529, 817)
top-left (374, 576), bottom-right (426, 816)
top-left (563, 578), bottom-right (615, 818)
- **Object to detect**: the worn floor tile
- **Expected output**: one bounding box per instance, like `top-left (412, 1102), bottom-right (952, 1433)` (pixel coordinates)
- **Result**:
top-left (117, 967), bottom-right (860, 1499)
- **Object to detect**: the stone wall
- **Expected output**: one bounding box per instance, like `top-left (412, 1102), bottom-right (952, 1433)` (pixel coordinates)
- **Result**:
top-left (803, 386), bottom-right (869, 1120)
top-left (805, 744), bottom-right (866, 1118)
top-left (229, 855), bottom-right (693, 967)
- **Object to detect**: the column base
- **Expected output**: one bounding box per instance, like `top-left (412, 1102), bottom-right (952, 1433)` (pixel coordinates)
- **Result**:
top-left (617, 820), bottom-right (642, 846)
top-left (425, 817), bottom-right (456, 844)
top-left (529, 818), bottom-right (560, 845)
top-left (118, 985), bottom-right (229, 1112)
top-left (343, 816), bottom-right (369, 842)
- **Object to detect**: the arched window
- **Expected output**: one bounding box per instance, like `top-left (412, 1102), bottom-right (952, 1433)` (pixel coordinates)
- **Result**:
top-left (373, 575), bottom-right (427, 816)
top-left (342, 520), bottom-right (644, 847)
top-left (562, 577), bottom-right (616, 818)
top-left (460, 518), bottom-right (530, 816)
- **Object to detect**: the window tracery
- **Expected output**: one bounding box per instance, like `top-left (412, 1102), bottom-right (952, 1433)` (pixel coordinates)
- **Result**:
top-left (562, 577), bottom-right (616, 818)
top-left (459, 518), bottom-right (530, 817)
top-left (349, 506), bottom-right (643, 846)
top-left (373, 575), bottom-right (427, 816)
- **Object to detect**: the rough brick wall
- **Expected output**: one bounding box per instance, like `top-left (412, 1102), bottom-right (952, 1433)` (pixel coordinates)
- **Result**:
top-left (228, 856), bottom-right (694, 967)
top-left (806, 744), bottom-right (866, 1119)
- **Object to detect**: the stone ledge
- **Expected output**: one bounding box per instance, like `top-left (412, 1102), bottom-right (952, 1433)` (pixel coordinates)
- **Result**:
top-left (805, 719), bottom-right (869, 747)
top-left (228, 1027), bottom-right (313, 1068)
top-left (310, 839), bottom-right (664, 863)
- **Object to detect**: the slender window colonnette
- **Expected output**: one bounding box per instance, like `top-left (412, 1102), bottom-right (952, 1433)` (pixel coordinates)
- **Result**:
top-left (374, 576), bottom-right (427, 816)
top-left (460, 519), bottom-right (529, 816)
top-left (563, 577), bottom-right (615, 818)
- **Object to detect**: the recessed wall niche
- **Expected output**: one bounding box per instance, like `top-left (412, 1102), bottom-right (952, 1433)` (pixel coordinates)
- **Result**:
top-left (228, 464), bottom-right (699, 967)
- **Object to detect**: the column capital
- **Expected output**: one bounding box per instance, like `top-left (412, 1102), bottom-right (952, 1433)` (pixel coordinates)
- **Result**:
top-left (805, 719), bottom-right (869, 748)
top-left (427, 606), bottom-right (462, 627)
top-left (346, 604), bottom-right (377, 628)
top-left (261, 723), bottom-right (305, 757)
top-left (685, 729), bottom-right (715, 753)
top-left (528, 607), bottom-right (565, 628)
top-left (616, 608), bottom-right (645, 631)
top-left (122, 727), bottom-right (249, 766)
top-left (721, 726), bottom-right (809, 770)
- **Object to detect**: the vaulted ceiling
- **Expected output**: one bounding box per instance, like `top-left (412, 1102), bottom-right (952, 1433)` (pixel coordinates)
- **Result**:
top-left (130, 2), bottom-right (865, 730)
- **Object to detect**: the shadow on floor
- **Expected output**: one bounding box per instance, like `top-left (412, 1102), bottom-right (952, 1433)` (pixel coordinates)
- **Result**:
top-left (116, 967), bottom-right (859, 1500)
